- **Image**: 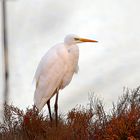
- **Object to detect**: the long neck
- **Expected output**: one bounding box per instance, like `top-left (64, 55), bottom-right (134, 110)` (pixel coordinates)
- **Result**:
top-left (64, 43), bottom-right (78, 50)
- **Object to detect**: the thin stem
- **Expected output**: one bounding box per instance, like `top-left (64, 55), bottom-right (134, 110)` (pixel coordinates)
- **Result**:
top-left (2, 0), bottom-right (9, 104)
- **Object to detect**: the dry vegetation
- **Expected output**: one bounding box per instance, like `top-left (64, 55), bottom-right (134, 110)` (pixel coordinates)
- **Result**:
top-left (0, 87), bottom-right (140, 140)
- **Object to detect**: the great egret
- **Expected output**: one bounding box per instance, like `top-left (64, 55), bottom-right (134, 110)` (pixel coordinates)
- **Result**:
top-left (34, 34), bottom-right (98, 126)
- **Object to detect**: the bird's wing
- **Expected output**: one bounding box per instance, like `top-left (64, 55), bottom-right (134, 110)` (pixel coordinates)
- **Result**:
top-left (34, 48), bottom-right (67, 111)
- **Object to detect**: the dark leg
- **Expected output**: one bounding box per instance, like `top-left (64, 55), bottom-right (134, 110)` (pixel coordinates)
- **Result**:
top-left (47, 100), bottom-right (52, 122)
top-left (54, 91), bottom-right (59, 127)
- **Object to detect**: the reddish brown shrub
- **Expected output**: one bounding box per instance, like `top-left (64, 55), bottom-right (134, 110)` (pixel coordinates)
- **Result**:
top-left (0, 86), bottom-right (140, 140)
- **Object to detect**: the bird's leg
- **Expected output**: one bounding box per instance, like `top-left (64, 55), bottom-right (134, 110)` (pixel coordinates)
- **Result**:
top-left (54, 91), bottom-right (59, 127)
top-left (47, 100), bottom-right (52, 123)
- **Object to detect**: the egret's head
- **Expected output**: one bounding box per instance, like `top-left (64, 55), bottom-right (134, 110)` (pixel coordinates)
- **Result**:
top-left (64, 34), bottom-right (98, 45)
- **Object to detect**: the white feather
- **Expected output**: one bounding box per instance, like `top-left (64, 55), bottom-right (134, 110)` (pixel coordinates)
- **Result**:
top-left (34, 42), bottom-right (79, 111)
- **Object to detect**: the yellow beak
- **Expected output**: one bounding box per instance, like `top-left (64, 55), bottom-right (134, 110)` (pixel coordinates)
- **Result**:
top-left (79, 38), bottom-right (98, 43)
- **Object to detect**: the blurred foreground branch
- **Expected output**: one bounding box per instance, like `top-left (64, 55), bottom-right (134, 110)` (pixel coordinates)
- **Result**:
top-left (1, 0), bottom-right (9, 104)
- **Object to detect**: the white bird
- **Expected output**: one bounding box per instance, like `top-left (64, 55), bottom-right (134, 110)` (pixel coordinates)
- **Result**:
top-left (34, 34), bottom-right (98, 125)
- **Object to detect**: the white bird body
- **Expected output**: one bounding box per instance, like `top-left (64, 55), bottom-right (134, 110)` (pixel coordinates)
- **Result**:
top-left (34, 42), bottom-right (79, 111)
top-left (34, 34), bottom-right (98, 121)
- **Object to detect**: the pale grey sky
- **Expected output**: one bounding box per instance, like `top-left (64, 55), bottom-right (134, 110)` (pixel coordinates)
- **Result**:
top-left (0, 0), bottom-right (140, 113)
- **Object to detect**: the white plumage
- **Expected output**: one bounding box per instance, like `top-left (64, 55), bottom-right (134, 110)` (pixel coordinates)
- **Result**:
top-left (33, 34), bottom-right (98, 125)
top-left (34, 40), bottom-right (79, 111)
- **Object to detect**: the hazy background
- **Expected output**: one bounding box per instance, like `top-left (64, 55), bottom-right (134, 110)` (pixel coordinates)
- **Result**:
top-left (0, 0), bottom-right (140, 113)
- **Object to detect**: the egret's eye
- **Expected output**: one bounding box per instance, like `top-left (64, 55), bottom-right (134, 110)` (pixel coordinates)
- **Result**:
top-left (74, 38), bottom-right (79, 41)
